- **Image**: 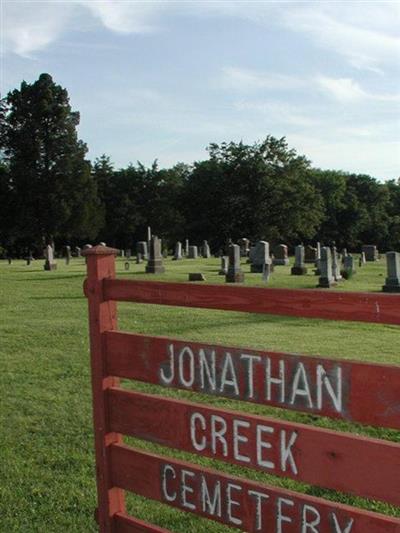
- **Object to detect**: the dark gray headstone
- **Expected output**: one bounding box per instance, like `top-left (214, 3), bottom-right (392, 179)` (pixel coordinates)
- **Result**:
top-left (226, 244), bottom-right (244, 283)
top-left (237, 238), bottom-right (250, 257)
top-left (362, 245), bottom-right (379, 262)
top-left (125, 262), bottom-right (130, 271)
top-left (318, 247), bottom-right (336, 288)
top-left (136, 253), bottom-right (143, 264)
top-left (291, 245), bottom-right (307, 275)
top-left (273, 244), bottom-right (289, 266)
top-left (188, 245), bottom-right (198, 259)
top-left (250, 241), bottom-right (270, 273)
top-left (304, 245), bottom-right (317, 263)
top-left (185, 239), bottom-right (189, 256)
top-left (136, 241), bottom-right (148, 260)
top-left (188, 273), bottom-right (206, 281)
top-left (383, 251), bottom-right (400, 292)
top-left (74, 246), bottom-right (81, 257)
top-left (146, 236), bottom-right (165, 274)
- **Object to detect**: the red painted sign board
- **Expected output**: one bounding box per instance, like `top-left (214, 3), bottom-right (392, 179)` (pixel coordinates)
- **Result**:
top-left (82, 246), bottom-right (400, 533)
top-left (107, 387), bottom-right (400, 506)
top-left (106, 331), bottom-right (400, 429)
top-left (110, 444), bottom-right (400, 533)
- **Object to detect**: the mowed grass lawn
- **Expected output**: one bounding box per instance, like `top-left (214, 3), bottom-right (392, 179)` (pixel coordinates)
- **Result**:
top-left (1, 255), bottom-right (399, 532)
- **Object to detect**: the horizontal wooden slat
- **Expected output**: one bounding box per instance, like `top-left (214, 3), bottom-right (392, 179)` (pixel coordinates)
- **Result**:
top-left (107, 388), bottom-right (400, 506)
top-left (103, 279), bottom-right (400, 325)
top-left (105, 332), bottom-right (400, 429)
top-left (113, 513), bottom-right (171, 533)
top-left (109, 443), bottom-right (400, 533)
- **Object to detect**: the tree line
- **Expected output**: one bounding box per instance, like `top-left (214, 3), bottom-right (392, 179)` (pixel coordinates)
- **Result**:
top-left (0, 73), bottom-right (399, 257)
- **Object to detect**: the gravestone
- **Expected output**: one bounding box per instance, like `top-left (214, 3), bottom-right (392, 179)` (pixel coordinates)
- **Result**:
top-left (248, 246), bottom-right (256, 264)
top-left (26, 251), bottom-right (33, 266)
top-left (188, 273), bottom-right (206, 281)
top-left (361, 251), bottom-right (366, 264)
top-left (125, 249), bottom-right (132, 259)
top-left (120, 250), bottom-right (125, 258)
top-left (224, 238), bottom-right (233, 256)
top-left (383, 252), bottom-right (400, 292)
top-left (219, 256), bottom-right (228, 275)
top-left (341, 248), bottom-right (348, 263)
top-left (316, 242), bottom-right (321, 261)
top-left (237, 238), bottom-right (250, 257)
top-left (146, 236), bottom-right (165, 274)
top-left (188, 245), bottom-right (198, 259)
top-left (273, 244), bottom-right (289, 266)
top-left (291, 245), bottom-right (307, 275)
top-left (65, 245), bottom-right (71, 265)
top-left (332, 246), bottom-right (342, 281)
top-left (318, 247), bottom-right (336, 288)
top-left (147, 226), bottom-right (152, 251)
top-left (44, 244), bottom-right (57, 271)
top-left (124, 262), bottom-right (130, 271)
top-left (250, 241), bottom-right (271, 273)
top-left (342, 255), bottom-right (355, 279)
top-left (75, 246), bottom-right (81, 257)
top-left (162, 248), bottom-right (168, 259)
top-left (173, 241), bottom-right (182, 260)
top-left (98, 242), bottom-right (106, 247)
top-left (262, 262), bottom-right (271, 283)
top-left (362, 245), bottom-right (379, 262)
top-left (202, 240), bottom-right (211, 258)
top-left (304, 245), bottom-right (317, 264)
top-left (83, 244), bottom-right (92, 250)
top-left (226, 244), bottom-right (244, 283)
top-left (136, 253), bottom-right (142, 264)
top-left (185, 239), bottom-right (189, 257)
top-left (136, 241), bottom-right (148, 260)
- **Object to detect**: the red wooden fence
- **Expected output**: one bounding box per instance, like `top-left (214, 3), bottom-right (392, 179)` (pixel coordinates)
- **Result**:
top-left (83, 246), bottom-right (400, 533)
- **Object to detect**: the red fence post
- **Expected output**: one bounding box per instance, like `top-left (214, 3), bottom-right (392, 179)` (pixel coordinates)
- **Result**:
top-left (83, 246), bottom-right (125, 532)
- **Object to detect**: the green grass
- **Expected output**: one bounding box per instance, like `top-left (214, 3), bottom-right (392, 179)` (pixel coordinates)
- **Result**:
top-left (0, 255), bottom-right (399, 532)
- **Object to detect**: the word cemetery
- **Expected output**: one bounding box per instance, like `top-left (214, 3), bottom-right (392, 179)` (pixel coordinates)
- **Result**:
top-left (83, 246), bottom-right (400, 533)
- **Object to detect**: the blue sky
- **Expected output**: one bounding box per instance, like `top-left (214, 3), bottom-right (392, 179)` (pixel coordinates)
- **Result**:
top-left (2, 1), bottom-right (400, 180)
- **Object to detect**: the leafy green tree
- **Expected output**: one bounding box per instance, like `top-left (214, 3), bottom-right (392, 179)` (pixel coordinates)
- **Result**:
top-left (0, 73), bottom-right (103, 250)
top-left (384, 179), bottom-right (400, 250)
top-left (183, 137), bottom-right (324, 247)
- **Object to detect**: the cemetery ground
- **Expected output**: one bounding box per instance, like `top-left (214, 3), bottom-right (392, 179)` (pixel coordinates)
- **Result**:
top-left (1, 256), bottom-right (399, 533)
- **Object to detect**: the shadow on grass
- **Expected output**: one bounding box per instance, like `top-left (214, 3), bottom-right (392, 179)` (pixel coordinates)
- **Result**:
top-left (30, 295), bottom-right (85, 300)
top-left (13, 274), bottom-right (85, 282)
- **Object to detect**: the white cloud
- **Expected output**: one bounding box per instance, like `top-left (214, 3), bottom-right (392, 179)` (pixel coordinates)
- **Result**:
top-left (221, 67), bottom-right (304, 92)
top-left (233, 100), bottom-right (318, 128)
top-left (79, 1), bottom-right (163, 34)
top-left (2, 0), bottom-right (164, 57)
top-left (4, 0), bottom-right (400, 74)
top-left (281, 4), bottom-right (400, 71)
top-left (289, 133), bottom-right (400, 179)
top-left (2, 2), bottom-right (75, 57)
top-left (316, 77), bottom-right (367, 102)
top-left (316, 76), bottom-right (400, 103)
